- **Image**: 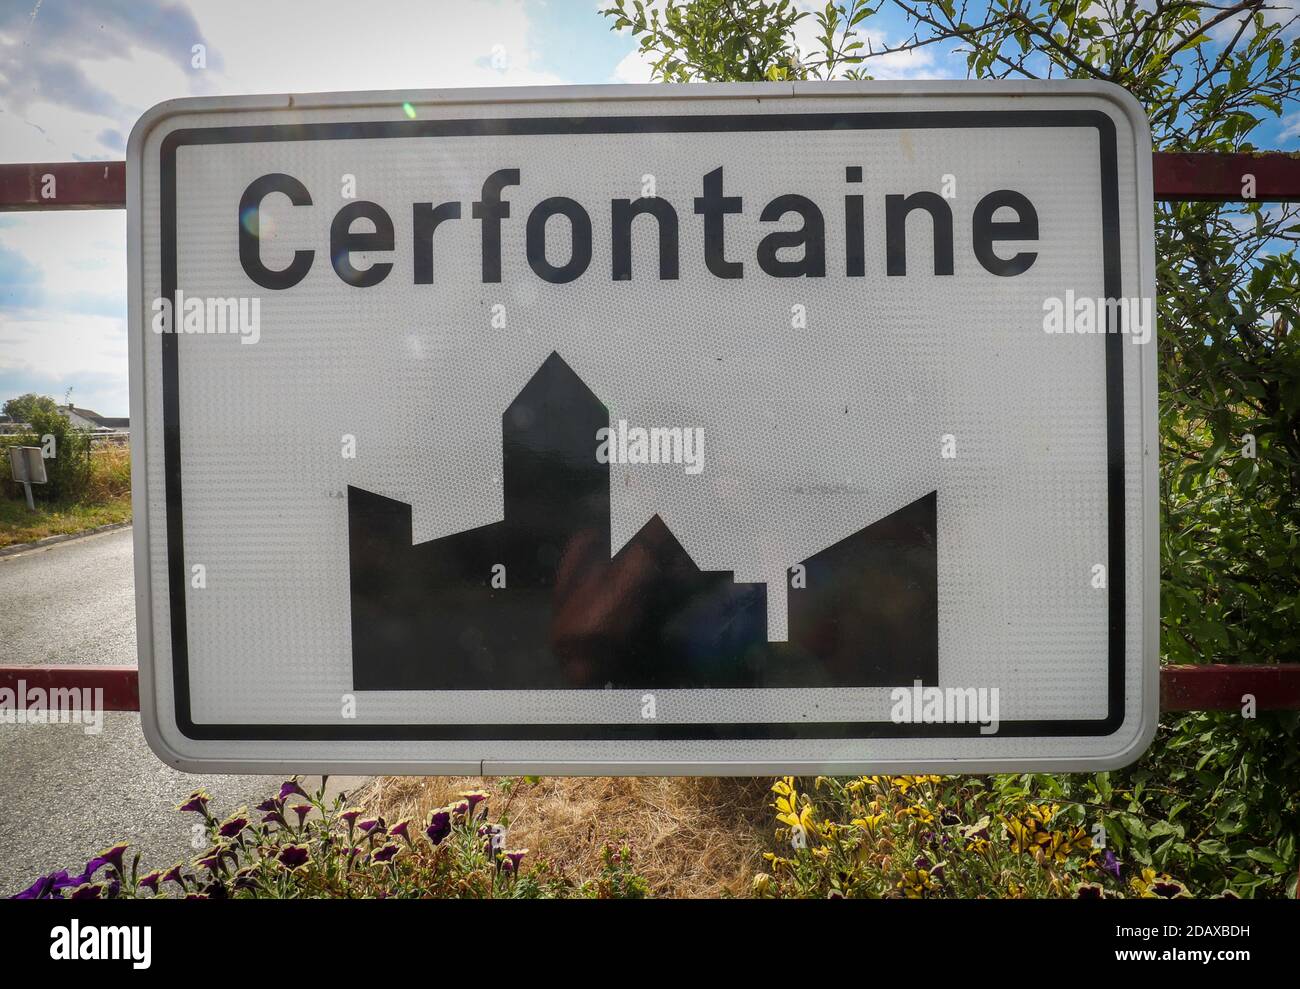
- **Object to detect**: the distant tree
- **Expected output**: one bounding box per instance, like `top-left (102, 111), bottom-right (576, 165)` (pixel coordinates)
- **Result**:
top-left (2, 393), bottom-right (58, 425)
top-left (1, 393), bottom-right (91, 501)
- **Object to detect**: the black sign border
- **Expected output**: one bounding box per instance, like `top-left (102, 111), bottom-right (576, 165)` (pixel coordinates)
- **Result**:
top-left (159, 108), bottom-right (1126, 741)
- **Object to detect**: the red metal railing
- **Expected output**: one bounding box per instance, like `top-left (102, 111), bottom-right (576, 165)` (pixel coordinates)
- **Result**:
top-left (2, 151), bottom-right (1298, 715)
top-left (2, 152), bottom-right (1297, 210)
top-left (0, 161), bottom-right (125, 211)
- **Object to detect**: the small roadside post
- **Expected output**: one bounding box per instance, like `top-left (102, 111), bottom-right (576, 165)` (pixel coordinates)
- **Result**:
top-left (8, 446), bottom-right (47, 511)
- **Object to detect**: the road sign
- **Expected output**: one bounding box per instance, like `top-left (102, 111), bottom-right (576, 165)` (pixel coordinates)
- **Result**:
top-left (8, 446), bottom-right (46, 510)
top-left (128, 81), bottom-right (1157, 775)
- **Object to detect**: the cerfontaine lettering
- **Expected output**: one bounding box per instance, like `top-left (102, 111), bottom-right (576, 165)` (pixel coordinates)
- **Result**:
top-left (238, 167), bottom-right (1040, 290)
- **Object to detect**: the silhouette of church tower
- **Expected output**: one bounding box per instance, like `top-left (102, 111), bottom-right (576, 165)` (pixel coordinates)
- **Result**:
top-left (500, 351), bottom-right (611, 585)
top-left (347, 352), bottom-right (938, 691)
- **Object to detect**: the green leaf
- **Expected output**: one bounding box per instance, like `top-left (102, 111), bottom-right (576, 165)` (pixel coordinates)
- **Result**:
top-left (1245, 847), bottom-right (1287, 871)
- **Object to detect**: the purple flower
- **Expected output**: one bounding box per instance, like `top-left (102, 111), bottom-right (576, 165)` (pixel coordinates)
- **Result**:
top-left (218, 815), bottom-right (249, 839)
top-left (339, 808), bottom-right (364, 828)
top-left (460, 790), bottom-right (488, 817)
top-left (940, 811), bottom-right (961, 826)
top-left (279, 780), bottom-right (309, 801)
top-left (161, 864), bottom-right (185, 887)
top-left (277, 845), bottom-right (310, 869)
top-left (137, 871), bottom-right (163, 893)
top-left (1100, 849), bottom-right (1121, 880)
top-left (195, 852), bottom-right (223, 873)
top-left (425, 807), bottom-right (452, 846)
top-left (68, 883), bottom-right (102, 900)
top-left (11, 870), bottom-right (74, 900)
top-left (358, 817), bottom-right (385, 836)
top-left (11, 876), bottom-right (52, 900)
top-left (255, 796), bottom-right (282, 813)
top-left (390, 820), bottom-right (411, 841)
top-left (290, 804), bottom-right (313, 827)
top-left (371, 844), bottom-right (399, 864)
top-left (500, 848), bottom-right (528, 873)
top-left (84, 843), bottom-right (130, 879)
top-left (1076, 882), bottom-right (1105, 898)
top-left (448, 799), bottom-right (470, 820)
top-left (177, 790), bottom-right (211, 815)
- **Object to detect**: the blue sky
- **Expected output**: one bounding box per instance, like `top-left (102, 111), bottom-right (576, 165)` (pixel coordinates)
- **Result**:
top-left (0, 0), bottom-right (1294, 416)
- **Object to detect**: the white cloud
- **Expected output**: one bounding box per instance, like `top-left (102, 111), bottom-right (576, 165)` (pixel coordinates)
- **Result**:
top-left (0, 210), bottom-right (128, 412)
top-left (612, 45), bottom-right (655, 83)
top-left (1280, 111), bottom-right (1300, 144)
top-left (0, 0), bottom-right (575, 417)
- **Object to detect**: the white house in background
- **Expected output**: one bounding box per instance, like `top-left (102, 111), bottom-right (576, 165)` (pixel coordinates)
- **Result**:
top-left (57, 405), bottom-right (130, 435)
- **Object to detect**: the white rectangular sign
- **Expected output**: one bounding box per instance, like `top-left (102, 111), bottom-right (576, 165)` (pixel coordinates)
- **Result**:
top-left (128, 81), bottom-right (1157, 775)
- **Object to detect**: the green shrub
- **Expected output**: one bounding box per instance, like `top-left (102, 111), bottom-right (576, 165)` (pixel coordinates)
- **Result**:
top-left (757, 732), bottom-right (1298, 900)
top-left (12, 778), bottom-right (648, 900)
top-left (2, 395), bottom-right (93, 503)
top-left (756, 774), bottom-right (1195, 899)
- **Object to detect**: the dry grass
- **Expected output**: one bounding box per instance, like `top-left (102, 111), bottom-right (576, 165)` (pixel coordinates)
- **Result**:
top-left (84, 443), bottom-right (131, 502)
top-left (0, 493), bottom-right (131, 548)
top-left (357, 775), bottom-right (774, 898)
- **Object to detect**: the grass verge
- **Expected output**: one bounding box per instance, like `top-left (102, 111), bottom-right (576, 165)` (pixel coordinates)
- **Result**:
top-left (359, 775), bottom-right (772, 898)
top-left (1, 444), bottom-right (132, 548)
top-left (0, 493), bottom-right (132, 549)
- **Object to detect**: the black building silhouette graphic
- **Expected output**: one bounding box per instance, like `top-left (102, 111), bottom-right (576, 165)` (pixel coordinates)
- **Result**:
top-left (347, 352), bottom-right (937, 690)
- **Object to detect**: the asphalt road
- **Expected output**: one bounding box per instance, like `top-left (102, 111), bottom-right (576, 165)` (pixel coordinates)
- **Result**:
top-left (0, 527), bottom-right (292, 896)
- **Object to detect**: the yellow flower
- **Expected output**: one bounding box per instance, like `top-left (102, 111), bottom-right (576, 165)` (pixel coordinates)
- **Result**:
top-left (851, 812), bottom-right (888, 833)
top-left (1028, 802), bottom-right (1060, 825)
top-left (762, 852), bottom-right (796, 872)
top-left (772, 779), bottom-right (803, 821)
top-left (895, 868), bottom-right (937, 898)
top-left (902, 805), bottom-right (935, 825)
top-left (1129, 868), bottom-right (1189, 899)
top-left (771, 777), bottom-right (798, 812)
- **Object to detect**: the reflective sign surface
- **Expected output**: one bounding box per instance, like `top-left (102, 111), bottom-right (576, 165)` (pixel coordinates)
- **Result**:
top-left (128, 81), bottom-right (1158, 774)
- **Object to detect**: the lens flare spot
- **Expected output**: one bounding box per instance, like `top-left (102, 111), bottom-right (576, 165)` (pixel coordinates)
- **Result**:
top-left (402, 102), bottom-right (417, 120)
